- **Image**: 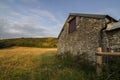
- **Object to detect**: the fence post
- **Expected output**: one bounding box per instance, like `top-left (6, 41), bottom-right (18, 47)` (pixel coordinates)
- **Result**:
top-left (96, 47), bottom-right (102, 75)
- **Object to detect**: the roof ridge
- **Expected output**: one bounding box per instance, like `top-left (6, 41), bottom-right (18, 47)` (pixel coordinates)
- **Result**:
top-left (69, 13), bottom-right (107, 16)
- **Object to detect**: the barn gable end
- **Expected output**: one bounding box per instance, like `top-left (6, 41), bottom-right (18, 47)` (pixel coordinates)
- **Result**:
top-left (58, 13), bottom-right (119, 62)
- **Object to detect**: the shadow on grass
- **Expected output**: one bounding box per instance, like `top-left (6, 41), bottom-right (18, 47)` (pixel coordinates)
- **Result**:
top-left (38, 52), bottom-right (96, 80)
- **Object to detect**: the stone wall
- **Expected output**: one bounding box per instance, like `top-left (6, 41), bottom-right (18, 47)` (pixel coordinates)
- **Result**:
top-left (58, 16), bottom-right (106, 62)
top-left (104, 29), bottom-right (120, 52)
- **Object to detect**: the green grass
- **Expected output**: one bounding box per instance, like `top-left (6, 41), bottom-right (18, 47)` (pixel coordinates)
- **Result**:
top-left (31, 52), bottom-right (96, 80)
top-left (0, 48), bottom-right (96, 80)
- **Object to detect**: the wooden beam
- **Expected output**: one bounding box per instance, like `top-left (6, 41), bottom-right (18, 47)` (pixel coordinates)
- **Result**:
top-left (96, 47), bottom-right (102, 75)
top-left (96, 52), bottom-right (120, 56)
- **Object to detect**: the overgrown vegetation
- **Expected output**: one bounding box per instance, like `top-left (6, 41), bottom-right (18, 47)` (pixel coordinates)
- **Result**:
top-left (0, 48), bottom-right (96, 80)
top-left (39, 52), bottom-right (96, 80)
top-left (0, 47), bottom-right (120, 80)
top-left (0, 37), bottom-right (57, 49)
top-left (55, 52), bottom-right (96, 80)
top-left (97, 56), bottom-right (120, 80)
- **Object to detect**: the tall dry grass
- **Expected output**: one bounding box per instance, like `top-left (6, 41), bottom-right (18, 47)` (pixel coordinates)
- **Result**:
top-left (0, 47), bottom-right (96, 80)
top-left (0, 47), bottom-right (57, 80)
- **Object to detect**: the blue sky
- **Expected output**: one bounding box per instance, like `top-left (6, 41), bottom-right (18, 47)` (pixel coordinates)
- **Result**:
top-left (0, 0), bottom-right (120, 39)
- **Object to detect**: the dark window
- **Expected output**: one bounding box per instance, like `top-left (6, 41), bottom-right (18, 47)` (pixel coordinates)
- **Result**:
top-left (69, 17), bottom-right (76, 33)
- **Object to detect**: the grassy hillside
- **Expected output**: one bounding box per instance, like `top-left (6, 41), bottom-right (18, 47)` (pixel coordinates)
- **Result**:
top-left (0, 37), bottom-right (57, 48)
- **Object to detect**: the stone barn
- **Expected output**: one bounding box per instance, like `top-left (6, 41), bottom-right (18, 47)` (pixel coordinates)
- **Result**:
top-left (58, 13), bottom-right (120, 62)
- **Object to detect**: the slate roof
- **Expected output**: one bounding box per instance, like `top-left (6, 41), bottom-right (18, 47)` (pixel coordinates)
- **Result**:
top-left (106, 21), bottom-right (120, 31)
top-left (70, 13), bottom-right (117, 21)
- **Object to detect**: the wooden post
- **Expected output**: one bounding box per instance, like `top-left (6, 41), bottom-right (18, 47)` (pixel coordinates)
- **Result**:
top-left (96, 47), bottom-right (102, 75)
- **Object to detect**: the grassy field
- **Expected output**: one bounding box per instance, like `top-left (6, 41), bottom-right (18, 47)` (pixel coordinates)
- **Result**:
top-left (0, 47), bottom-right (57, 80)
top-left (0, 47), bottom-right (95, 80)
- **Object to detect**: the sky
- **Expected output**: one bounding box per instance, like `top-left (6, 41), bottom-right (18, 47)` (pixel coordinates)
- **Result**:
top-left (0, 0), bottom-right (120, 39)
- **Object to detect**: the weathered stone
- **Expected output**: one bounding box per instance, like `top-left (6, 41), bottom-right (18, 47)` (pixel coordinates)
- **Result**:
top-left (104, 29), bottom-right (120, 52)
top-left (58, 13), bottom-right (119, 62)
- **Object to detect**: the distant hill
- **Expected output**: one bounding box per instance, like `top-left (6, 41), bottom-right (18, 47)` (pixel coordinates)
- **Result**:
top-left (0, 37), bottom-right (58, 49)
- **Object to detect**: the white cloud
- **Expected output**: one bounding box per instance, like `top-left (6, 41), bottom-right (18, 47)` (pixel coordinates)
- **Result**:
top-left (28, 8), bottom-right (59, 22)
top-left (8, 7), bottom-right (61, 24)
top-left (0, 2), bottom-right (62, 39)
top-left (0, 17), bottom-right (50, 39)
